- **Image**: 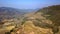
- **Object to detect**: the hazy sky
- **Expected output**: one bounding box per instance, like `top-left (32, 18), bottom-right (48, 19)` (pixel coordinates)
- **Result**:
top-left (0, 0), bottom-right (60, 9)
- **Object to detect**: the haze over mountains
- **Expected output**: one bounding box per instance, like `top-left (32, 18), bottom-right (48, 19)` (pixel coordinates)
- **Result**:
top-left (0, 7), bottom-right (37, 22)
top-left (0, 5), bottom-right (60, 34)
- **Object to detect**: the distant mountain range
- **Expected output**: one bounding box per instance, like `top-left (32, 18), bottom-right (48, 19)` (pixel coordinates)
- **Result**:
top-left (0, 7), bottom-right (37, 25)
top-left (0, 7), bottom-right (37, 19)
top-left (0, 7), bottom-right (23, 19)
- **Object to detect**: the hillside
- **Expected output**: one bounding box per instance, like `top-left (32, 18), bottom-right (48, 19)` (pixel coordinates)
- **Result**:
top-left (35, 5), bottom-right (60, 34)
top-left (20, 5), bottom-right (60, 34)
top-left (37, 5), bottom-right (60, 26)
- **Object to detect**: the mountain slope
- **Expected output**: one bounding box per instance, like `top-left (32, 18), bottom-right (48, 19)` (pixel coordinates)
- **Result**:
top-left (37, 5), bottom-right (60, 26)
top-left (21, 5), bottom-right (60, 34)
